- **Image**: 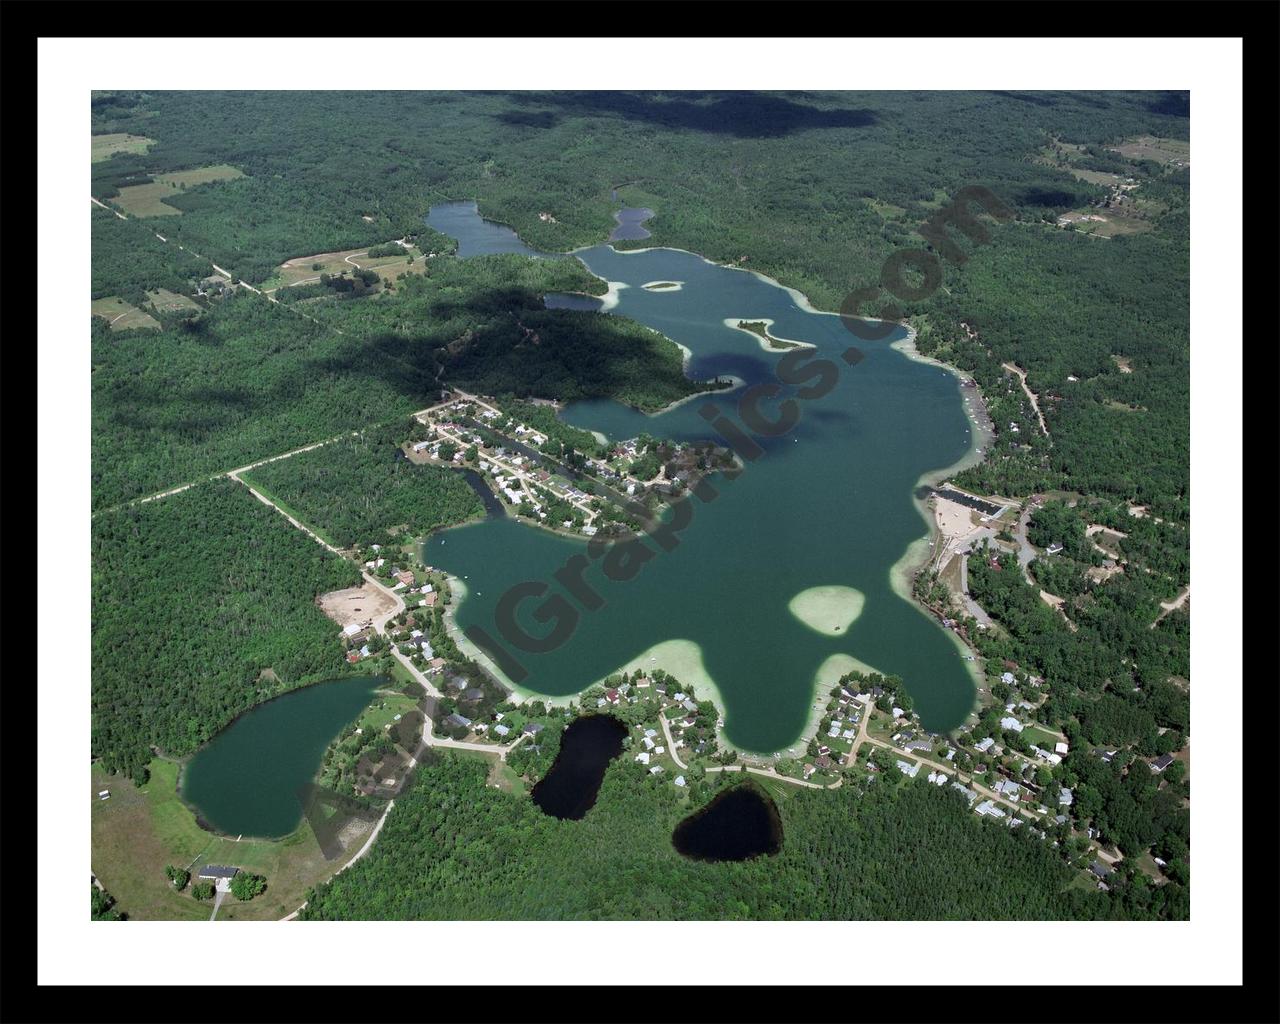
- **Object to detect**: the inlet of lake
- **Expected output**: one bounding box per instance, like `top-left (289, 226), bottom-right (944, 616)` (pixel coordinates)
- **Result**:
top-left (180, 675), bottom-right (384, 839)
top-left (422, 202), bottom-right (978, 754)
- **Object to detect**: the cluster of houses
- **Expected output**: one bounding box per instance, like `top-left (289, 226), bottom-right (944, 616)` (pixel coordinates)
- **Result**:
top-left (633, 721), bottom-right (669, 776)
top-left (342, 620), bottom-right (375, 662)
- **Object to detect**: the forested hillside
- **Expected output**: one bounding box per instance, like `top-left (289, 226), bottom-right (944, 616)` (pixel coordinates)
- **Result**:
top-left (242, 420), bottom-right (485, 548)
top-left (92, 479), bottom-right (361, 781)
top-left (299, 751), bottom-right (1184, 920)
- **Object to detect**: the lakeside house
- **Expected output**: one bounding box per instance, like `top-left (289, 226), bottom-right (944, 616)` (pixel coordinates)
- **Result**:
top-left (198, 865), bottom-right (241, 891)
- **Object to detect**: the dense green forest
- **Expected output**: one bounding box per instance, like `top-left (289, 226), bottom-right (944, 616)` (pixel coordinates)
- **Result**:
top-left (92, 89), bottom-right (1189, 519)
top-left (299, 750), bottom-right (1183, 920)
top-left (242, 419), bottom-right (484, 548)
top-left (923, 217), bottom-right (1189, 520)
top-left (91, 90), bottom-right (1186, 301)
top-left (92, 248), bottom-right (699, 508)
top-left (91, 206), bottom-right (210, 303)
top-left (286, 256), bottom-right (701, 411)
top-left (92, 479), bottom-right (360, 781)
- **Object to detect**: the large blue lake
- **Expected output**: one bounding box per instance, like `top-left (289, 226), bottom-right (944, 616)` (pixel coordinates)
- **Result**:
top-left (422, 203), bottom-right (978, 753)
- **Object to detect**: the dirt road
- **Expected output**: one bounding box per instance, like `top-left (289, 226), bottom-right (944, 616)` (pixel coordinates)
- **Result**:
top-left (1002, 362), bottom-right (1050, 437)
top-left (1151, 585), bottom-right (1190, 628)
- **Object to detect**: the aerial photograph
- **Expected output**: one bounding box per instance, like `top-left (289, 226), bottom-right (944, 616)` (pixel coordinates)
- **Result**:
top-left (78, 85), bottom-right (1200, 930)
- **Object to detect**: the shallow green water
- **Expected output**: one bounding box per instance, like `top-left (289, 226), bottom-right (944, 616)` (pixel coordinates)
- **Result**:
top-left (180, 676), bottom-right (384, 838)
top-left (424, 206), bottom-right (977, 752)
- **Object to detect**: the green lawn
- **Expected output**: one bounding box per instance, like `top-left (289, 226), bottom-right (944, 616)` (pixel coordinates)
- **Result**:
top-left (91, 759), bottom-right (368, 921)
top-left (1023, 725), bottom-right (1062, 749)
top-left (359, 690), bottom-right (420, 734)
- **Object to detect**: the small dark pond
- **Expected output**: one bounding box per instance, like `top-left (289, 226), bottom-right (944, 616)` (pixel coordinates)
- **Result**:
top-left (530, 714), bottom-right (626, 820)
top-left (672, 783), bottom-right (783, 862)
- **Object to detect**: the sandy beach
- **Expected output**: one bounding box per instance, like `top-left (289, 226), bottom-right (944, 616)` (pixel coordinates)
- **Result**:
top-left (788, 585), bottom-right (865, 635)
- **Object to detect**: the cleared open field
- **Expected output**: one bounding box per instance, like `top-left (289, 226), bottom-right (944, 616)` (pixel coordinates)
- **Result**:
top-left (146, 288), bottom-right (201, 313)
top-left (91, 759), bottom-right (370, 921)
top-left (91, 296), bottom-right (161, 331)
top-left (92, 132), bottom-right (155, 162)
top-left (1109, 136), bottom-right (1190, 166)
top-left (262, 244), bottom-right (427, 293)
top-left (155, 164), bottom-right (244, 188)
top-left (109, 164), bottom-right (245, 217)
top-left (109, 182), bottom-right (184, 217)
top-left (317, 583), bottom-right (398, 628)
top-left (1058, 200), bottom-right (1158, 238)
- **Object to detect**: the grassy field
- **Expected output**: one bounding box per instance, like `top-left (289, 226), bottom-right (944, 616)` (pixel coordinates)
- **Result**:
top-left (109, 182), bottom-right (185, 217)
top-left (91, 759), bottom-right (368, 921)
top-left (260, 244), bottom-right (428, 293)
top-left (1109, 135), bottom-right (1190, 165)
top-left (91, 296), bottom-right (161, 331)
top-left (155, 164), bottom-right (245, 188)
top-left (146, 288), bottom-right (201, 313)
top-left (1060, 205), bottom-right (1154, 238)
top-left (91, 132), bottom-right (155, 162)
top-left (109, 165), bottom-right (244, 217)
top-left (1022, 725), bottom-right (1063, 749)
top-left (358, 689), bottom-right (421, 735)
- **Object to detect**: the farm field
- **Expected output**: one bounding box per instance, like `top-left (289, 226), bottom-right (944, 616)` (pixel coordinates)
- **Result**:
top-left (261, 244), bottom-right (428, 293)
top-left (109, 164), bottom-right (244, 217)
top-left (146, 288), bottom-right (201, 313)
top-left (155, 164), bottom-right (245, 188)
top-left (1058, 202), bottom-right (1159, 237)
top-left (1109, 135), bottom-right (1190, 165)
top-left (91, 296), bottom-right (161, 331)
top-left (91, 132), bottom-right (155, 162)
